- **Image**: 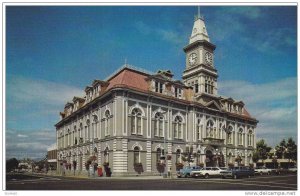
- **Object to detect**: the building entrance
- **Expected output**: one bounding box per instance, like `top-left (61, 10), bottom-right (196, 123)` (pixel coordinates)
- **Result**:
top-left (205, 150), bottom-right (215, 167)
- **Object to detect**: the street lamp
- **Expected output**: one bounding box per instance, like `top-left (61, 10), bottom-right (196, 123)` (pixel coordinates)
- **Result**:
top-left (272, 149), bottom-right (277, 169)
top-left (215, 149), bottom-right (219, 167)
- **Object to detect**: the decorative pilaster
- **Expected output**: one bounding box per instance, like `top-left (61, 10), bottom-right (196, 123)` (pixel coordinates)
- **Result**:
top-left (146, 141), bottom-right (152, 172)
top-left (112, 139), bottom-right (128, 174)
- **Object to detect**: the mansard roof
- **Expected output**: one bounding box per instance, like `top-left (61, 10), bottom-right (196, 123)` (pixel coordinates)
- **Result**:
top-left (205, 100), bottom-right (222, 111)
top-left (84, 86), bottom-right (93, 92)
top-left (92, 79), bottom-right (109, 87)
top-left (64, 102), bottom-right (74, 108)
top-left (72, 96), bottom-right (85, 103)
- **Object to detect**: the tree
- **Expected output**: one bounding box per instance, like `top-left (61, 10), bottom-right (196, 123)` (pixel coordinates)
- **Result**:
top-left (254, 139), bottom-right (272, 163)
top-left (6, 158), bottom-right (19, 172)
top-left (276, 138), bottom-right (297, 161)
top-left (275, 139), bottom-right (287, 159)
top-left (181, 145), bottom-right (194, 166)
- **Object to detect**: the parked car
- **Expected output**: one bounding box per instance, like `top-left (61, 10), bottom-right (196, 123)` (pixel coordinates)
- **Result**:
top-left (288, 167), bottom-right (297, 173)
top-left (220, 166), bottom-right (255, 179)
top-left (271, 168), bottom-right (289, 175)
top-left (191, 167), bottom-right (227, 178)
top-left (177, 166), bottom-right (202, 178)
top-left (254, 166), bottom-right (272, 175)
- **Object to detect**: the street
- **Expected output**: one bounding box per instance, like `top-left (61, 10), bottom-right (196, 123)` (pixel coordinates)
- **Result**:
top-left (6, 173), bottom-right (297, 190)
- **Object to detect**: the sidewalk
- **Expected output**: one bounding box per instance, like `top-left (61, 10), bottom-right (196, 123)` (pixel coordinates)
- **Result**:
top-left (33, 171), bottom-right (175, 180)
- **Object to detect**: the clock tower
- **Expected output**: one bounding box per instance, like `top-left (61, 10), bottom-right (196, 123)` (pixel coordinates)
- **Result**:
top-left (182, 13), bottom-right (218, 96)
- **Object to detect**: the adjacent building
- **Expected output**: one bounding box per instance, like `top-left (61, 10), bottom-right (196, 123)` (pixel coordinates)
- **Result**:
top-left (55, 13), bottom-right (258, 176)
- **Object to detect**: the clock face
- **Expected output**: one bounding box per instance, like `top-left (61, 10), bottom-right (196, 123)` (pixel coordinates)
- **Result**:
top-left (205, 52), bottom-right (213, 65)
top-left (189, 53), bottom-right (197, 66)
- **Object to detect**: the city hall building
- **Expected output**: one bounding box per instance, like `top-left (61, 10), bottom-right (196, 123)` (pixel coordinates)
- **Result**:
top-left (55, 14), bottom-right (258, 176)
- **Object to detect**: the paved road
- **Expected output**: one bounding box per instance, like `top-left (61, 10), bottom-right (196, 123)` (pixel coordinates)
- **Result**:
top-left (6, 174), bottom-right (297, 190)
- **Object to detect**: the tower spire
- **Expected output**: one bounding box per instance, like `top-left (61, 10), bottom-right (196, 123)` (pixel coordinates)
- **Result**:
top-left (198, 6), bottom-right (200, 19)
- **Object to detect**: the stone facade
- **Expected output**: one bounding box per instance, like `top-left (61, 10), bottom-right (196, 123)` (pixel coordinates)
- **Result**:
top-left (55, 13), bottom-right (258, 176)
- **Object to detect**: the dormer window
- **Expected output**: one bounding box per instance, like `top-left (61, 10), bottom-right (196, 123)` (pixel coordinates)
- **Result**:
top-left (174, 87), bottom-right (182, 98)
top-left (228, 103), bottom-right (232, 112)
top-left (155, 81), bottom-right (163, 93)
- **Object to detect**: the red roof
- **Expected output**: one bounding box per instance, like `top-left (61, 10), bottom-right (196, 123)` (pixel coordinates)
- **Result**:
top-left (107, 68), bottom-right (149, 91)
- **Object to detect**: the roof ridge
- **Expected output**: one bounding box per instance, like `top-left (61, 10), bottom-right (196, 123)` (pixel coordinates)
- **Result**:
top-left (105, 64), bottom-right (155, 81)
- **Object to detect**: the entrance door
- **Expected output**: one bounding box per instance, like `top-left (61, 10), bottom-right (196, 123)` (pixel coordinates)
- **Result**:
top-left (205, 150), bottom-right (214, 167)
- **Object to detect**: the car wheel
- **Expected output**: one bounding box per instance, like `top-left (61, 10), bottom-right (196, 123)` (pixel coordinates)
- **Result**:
top-left (204, 174), bottom-right (209, 179)
top-left (248, 175), bottom-right (251, 178)
top-left (268, 172), bottom-right (271, 175)
top-left (233, 174), bottom-right (238, 179)
top-left (260, 172), bottom-right (263, 175)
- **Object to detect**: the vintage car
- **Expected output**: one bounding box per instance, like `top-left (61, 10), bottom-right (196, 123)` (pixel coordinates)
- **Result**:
top-left (177, 166), bottom-right (202, 178)
top-left (190, 167), bottom-right (227, 178)
top-left (220, 166), bottom-right (255, 179)
top-left (254, 166), bottom-right (272, 175)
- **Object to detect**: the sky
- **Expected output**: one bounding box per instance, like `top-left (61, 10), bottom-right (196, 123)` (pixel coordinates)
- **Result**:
top-left (5, 6), bottom-right (297, 160)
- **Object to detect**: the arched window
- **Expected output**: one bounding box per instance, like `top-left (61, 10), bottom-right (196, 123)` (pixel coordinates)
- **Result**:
top-left (131, 108), bottom-right (142, 135)
top-left (86, 119), bottom-right (90, 142)
top-left (154, 113), bottom-right (164, 137)
top-left (206, 120), bottom-right (214, 138)
top-left (227, 126), bottom-right (233, 144)
top-left (156, 148), bottom-right (162, 163)
top-left (218, 123), bottom-right (223, 139)
top-left (74, 126), bottom-right (77, 145)
top-left (104, 110), bottom-right (110, 136)
top-left (133, 146), bottom-right (140, 164)
top-left (238, 128), bottom-right (243, 145)
top-left (176, 149), bottom-right (181, 164)
top-left (196, 118), bottom-right (202, 140)
top-left (248, 130), bottom-right (253, 146)
top-left (174, 116), bottom-right (183, 139)
top-left (104, 147), bottom-right (109, 163)
top-left (92, 115), bottom-right (98, 139)
top-left (67, 129), bottom-right (71, 146)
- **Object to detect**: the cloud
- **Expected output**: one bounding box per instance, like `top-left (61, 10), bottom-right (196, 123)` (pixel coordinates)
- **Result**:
top-left (252, 28), bottom-right (296, 54)
top-left (219, 77), bottom-right (297, 147)
top-left (135, 21), bottom-right (184, 45)
top-left (209, 7), bottom-right (263, 42)
top-left (17, 134), bottom-right (28, 138)
top-left (6, 129), bottom-right (56, 160)
top-left (5, 75), bottom-right (82, 159)
top-left (6, 75), bottom-right (84, 106)
top-left (221, 7), bottom-right (262, 19)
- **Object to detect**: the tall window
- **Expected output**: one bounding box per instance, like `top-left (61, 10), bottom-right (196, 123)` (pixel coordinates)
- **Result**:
top-left (93, 115), bottom-right (98, 139)
top-left (104, 147), bottom-right (109, 163)
top-left (196, 118), bottom-right (202, 140)
top-left (155, 81), bottom-right (163, 93)
top-left (248, 130), bottom-right (253, 146)
top-left (133, 146), bottom-right (140, 164)
top-left (105, 110), bottom-right (110, 136)
top-left (218, 123), bottom-right (223, 139)
top-left (156, 148), bottom-right (162, 163)
top-left (176, 149), bottom-right (181, 164)
top-left (206, 120), bottom-right (214, 138)
top-left (227, 126), bottom-right (233, 144)
top-left (195, 82), bottom-right (199, 93)
top-left (154, 112), bottom-right (164, 137)
top-left (174, 116), bottom-right (183, 139)
top-left (67, 129), bottom-right (71, 146)
top-left (131, 108), bottom-right (142, 135)
top-left (174, 87), bottom-right (182, 98)
top-left (238, 128), bottom-right (243, 145)
top-left (205, 77), bottom-right (214, 94)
